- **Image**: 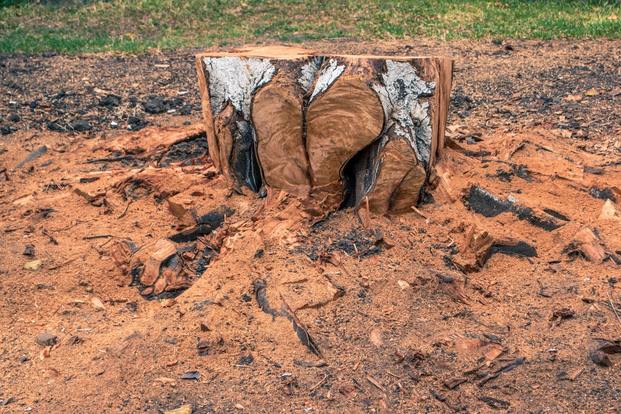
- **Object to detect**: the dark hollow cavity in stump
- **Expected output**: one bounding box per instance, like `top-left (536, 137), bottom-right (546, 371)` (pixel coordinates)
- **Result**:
top-left (196, 46), bottom-right (453, 215)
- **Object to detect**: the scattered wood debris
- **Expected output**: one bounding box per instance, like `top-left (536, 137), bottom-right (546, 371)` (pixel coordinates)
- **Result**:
top-left (451, 224), bottom-right (537, 272)
top-left (563, 227), bottom-right (620, 264)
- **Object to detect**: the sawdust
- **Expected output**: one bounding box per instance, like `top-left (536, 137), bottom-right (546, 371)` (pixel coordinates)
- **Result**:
top-left (0, 39), bottom-right (620, 413)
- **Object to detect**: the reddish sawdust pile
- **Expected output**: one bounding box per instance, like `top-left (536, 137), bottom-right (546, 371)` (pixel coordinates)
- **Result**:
top-left (0, 120), bottom-right (620, 413)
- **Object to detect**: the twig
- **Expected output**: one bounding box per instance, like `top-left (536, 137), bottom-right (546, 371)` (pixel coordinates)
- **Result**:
top-left (478, 357), bottom-right (525, 386)
top-left (83, 234), bottom-right (112, 240)
top-left (48, 256), bottom-right (79, 270)
top-left (3, 225), bottom-right (24, 233)
top-left (366, 375), bottom-right (385, 393)
top-left (99, 238), bottom-right (114, 249)
top-left (85, 155), bottom-right (135, 164)
top-left (607, 291), bottom-right (621, 327)
top-left (309, 375), bottom-right (328, 393)
top-left (386, 371), bottom-right (401, 379)
top-left (355, 196), bottom-right (371, 228)
top-left (42, 229), bottom-right (59, 245)
top-left (117, 200), bottom-right (132, 219)
top-left (50, 220), bottom-right (83, 232)
top-left (411, 205), bottom-right (428, 219)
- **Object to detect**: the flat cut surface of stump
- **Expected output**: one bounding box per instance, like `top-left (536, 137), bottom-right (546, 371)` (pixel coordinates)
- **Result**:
top-left (196, 46), bottom-right (452, 214)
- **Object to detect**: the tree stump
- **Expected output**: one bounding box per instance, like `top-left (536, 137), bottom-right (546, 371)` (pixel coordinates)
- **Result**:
top-left (196, 46), bottom-right (453, 215)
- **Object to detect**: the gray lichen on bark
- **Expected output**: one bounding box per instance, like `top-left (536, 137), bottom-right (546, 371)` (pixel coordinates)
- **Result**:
top-left (203, 57), bottom-right (275, 193)
top-left (298, 57), bottom-right (324, 93)
top-left (309, 58), bottom-right (345, 101)
top-left (410, 101), bottom-right (433, 167)
top-left (372, 60), bottom-right (435, 167)
top-left (203, 56), bottom-right (275, 119)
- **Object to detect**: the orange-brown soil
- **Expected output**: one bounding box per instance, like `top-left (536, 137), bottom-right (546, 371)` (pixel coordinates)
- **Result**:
top-left (0, 40), bottom-right (620, 413)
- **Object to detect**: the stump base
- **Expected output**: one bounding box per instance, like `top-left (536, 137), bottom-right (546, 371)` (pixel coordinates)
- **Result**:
top-left (196, 46), bottom-right (453, 215)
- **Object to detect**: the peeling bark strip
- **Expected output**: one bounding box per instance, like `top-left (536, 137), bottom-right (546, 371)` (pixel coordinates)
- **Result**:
top-left (252, 279), bottom-right (322, 356)
top-left (196, 46), bottom-right (453, 214)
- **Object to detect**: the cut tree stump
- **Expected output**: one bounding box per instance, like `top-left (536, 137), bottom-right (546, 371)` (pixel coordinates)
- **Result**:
top-left (196, 46), bottom-right (453, 215)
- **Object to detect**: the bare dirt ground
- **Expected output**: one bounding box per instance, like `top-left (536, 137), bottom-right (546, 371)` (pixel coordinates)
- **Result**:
top-left (1, 40), bottom-right (620, 413)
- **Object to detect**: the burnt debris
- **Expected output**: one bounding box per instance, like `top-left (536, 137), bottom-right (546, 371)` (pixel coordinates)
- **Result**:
top-left (589, 186), bottom-right (617, 202)
top-left (16, 146), bottom-right (48, 169)
top-left (489, 240), bottom-right (537, 259)
top-left (158, 133), bottom-right (209, 167)
top-left (464, 185), bottom-right (568, 231)
top-left (169, 206), bottom-right (234, 243)
top-left (299, 228), bottom-right (390, 261)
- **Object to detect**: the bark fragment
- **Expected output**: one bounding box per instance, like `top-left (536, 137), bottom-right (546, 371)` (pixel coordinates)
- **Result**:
top-left (252, 278), bottom-right (322, 356)
top-left (563, 227), bottom-right (619, 264)
top-left (452, 225), bottom-right (537, 272)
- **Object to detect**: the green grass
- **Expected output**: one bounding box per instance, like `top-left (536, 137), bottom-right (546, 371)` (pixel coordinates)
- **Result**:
top-left (1, 0), bottom-right (620, 53)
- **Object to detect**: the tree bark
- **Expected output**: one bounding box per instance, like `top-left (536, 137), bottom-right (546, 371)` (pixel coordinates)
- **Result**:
top-left (196, 46), bottom-right (453, 215)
